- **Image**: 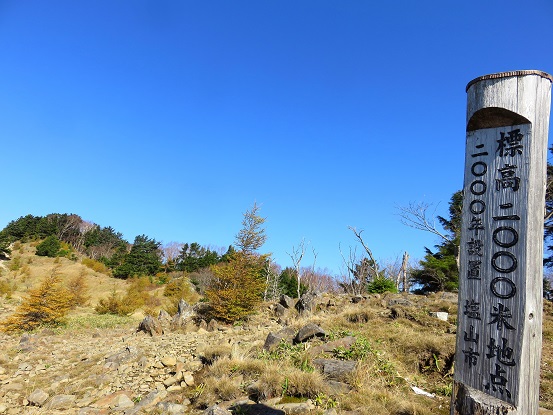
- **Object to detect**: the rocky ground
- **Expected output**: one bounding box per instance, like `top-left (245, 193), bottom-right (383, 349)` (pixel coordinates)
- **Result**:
top-left (1, 292), bottom-right (553, 415)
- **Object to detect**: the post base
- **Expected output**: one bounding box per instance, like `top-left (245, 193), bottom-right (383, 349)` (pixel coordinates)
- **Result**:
top-left (451, 381), bottom-right (516, 415)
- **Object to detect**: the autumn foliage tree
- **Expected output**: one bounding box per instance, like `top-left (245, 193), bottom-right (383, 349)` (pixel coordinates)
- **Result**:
top-left (206, 251), bottom-right (266, 323)
top-left (205, 203), bottom-right (269, 322)
top-left (2, 273), bottom-right (72, 332)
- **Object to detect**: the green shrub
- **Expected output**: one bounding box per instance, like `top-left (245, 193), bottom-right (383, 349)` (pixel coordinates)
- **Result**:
top-left (366, 276), bottom-right (398, 294)
top-left (36, 236), bottom-right (61, 257)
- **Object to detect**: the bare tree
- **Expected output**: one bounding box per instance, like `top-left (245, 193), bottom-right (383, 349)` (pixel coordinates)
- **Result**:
top-left (263, 260), bottom-right (281, 301)
top-left (396, 202), bottom-right (454, 244)
top-left (287, 239), bottom-right (306, 298)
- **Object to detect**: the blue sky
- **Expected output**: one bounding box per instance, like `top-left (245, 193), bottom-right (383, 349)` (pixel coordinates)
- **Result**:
top-left (1, 1), bottom-right (552, 276)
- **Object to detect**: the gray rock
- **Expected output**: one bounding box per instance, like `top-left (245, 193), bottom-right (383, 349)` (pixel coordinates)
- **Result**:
top-left (387, 297), bottom-right (414, 307)
top-left (47, 394), bottom-right (76, 410)
top-left (157, 402), bottom-right (187, 414)
top-left (279, 295), bottom-right (295, 309)
top-left (313, 358), bottom-right (357, 381)
top-left (28, 389), bottom-right (49, 406)
top-left (203, 404), bottom-right (232, 415)
top-left (351, 295), bottom-right (364, 303)
top-left (294, 323), bottom-right (326, 343)
top-left (295, 292), bottom-right (317, 314)
top-left (275, 303), bottom-right (287, 317)
top-left (106, 346), bottom-right (143, 366)
top-left (207, 319), bottom-right (219, 332)
top-left (158, 309), bottom-right (171, 322)
top-left (138, 315), bottom-right (163, 336)
top-left (125, 389), bottom-right (167, 415)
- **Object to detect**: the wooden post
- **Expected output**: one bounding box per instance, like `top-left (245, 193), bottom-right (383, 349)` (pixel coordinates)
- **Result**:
top-left (451, 70), bottom-right (552, 415)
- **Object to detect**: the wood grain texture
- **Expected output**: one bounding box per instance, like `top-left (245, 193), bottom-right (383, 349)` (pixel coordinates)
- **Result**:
top-left (452, 71), bottom-right (552, 415)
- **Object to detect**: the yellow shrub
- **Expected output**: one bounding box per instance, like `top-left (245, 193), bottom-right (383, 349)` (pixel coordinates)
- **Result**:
top-left (81, 258), bottom-right (111, 275)
top-left (206, 252), bottom-right (267, 323)
top-left (1, 274), bottom-right (72, 332)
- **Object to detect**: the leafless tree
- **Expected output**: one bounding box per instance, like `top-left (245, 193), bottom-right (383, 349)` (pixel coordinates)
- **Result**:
top-left (396, 202), bottom-right (453, 244)
top-left (287, 239), bottom-right (306, 298)
top-left (263, 260), bottom-right (281, 301)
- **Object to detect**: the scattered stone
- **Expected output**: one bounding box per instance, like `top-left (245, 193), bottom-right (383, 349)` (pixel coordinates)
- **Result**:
top-left (47, 394), bottom-right (77, 410)
top-left (158, 309), bottom-right (172, 322)
top-left (161, 356), bottom-right (177, 367)
top-left (279, 295), bottom-right (295, 309)
top-left (429, 311), bottom-right (449, 321)
top-left (308, 336), bottom-right (356, 356)
top-left (183, 372), bottom-right (195, 386)
top-left (387, 297), bottom-right (414, 307)
top-left (207, 319), bottom-right (219, 332)
top-left (294, 323), bottom-right (326, 344)
top-left (275, 304), bottom-right (287, 317)
top-left (125, 389), bottom-right (167, 414)
top-left (276, 399), bottom-right (316, 414)
top-left (263, 327), bottom-right (295, 351)
top-left (110, 394), bottom-right (134, 410)
top-left (326, 380), bottom-right (352, 394)
top-left (351, 295), bottom-right (364, 303)
top-left (106, 346), bottom-right (143, 366)
top-left (28, 389), bottom-right (49, 406)
top-left (313, 358), bottom-right (357, 381)
top-left (203, 404), bottom-right (232, 415)
top-left (157, 402), bottom-right (187, 414)
top-left (295, 292), bottom-right (317, 314)
top-left (198, 319), bottom-right (208, 330)
top-left (138, 315), bottom-right (163, 336)
top-left (92, 391), bottom-right (133, 409)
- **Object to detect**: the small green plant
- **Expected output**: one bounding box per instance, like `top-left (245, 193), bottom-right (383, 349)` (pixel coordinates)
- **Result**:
top-left (8, 256), bottom-right (21, 271)
top-left (314, 392), bottom-right (338, 409)
top-left (261, 341), bottom-right (314, 372)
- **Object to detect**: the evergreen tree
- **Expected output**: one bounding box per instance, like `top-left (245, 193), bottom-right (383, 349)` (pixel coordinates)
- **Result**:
top-left (411, 191), bottom-right (462, 293)
top-left (279, 267), bottom-right (307, 298)
top-left (35, 235), bottom-right (62, 257)
top-left (0, 232), bottom-right (11, 259)
top-left (175, 242), bottom-right (220, 272)
top-left (113, 234), bottom-right (162, 279)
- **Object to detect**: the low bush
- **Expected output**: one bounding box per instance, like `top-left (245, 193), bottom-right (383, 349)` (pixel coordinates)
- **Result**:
top-left (1, 273), bottom-right (72, 332)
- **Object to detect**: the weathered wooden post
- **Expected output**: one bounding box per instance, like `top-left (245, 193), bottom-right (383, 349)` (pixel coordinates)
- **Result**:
top-left (451, 70), bottom-right (552, 415)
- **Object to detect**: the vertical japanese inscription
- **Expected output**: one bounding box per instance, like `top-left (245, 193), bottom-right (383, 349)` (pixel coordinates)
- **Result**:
top-left (455, 124), bottom-right (531, 406)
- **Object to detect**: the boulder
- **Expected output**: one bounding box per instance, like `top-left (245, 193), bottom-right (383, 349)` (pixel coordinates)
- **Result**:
top-left (313, 358), bottom-right (357, 381)
top-left (294, 323), bottom-right (326, 344)
top-left (28, 389), bottom-right (49, 406)
top-left (138, 315), bottom-right (163, 336)
top-left (279, 295), bottom-right (295, 309)
top-left (295, 292), bottom-right (317, 314)
top-left (263, 327), bottom-right (296, 351)
top-left (47, 394), bottom-right (77, 410)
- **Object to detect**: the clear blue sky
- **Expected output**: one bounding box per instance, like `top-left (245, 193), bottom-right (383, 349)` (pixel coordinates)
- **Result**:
top-left (1, 1), bottom-right (552, 276)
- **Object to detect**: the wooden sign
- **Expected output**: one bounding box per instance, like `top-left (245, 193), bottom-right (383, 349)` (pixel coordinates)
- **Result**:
top-left (452, 71), bottom-right (552, 415)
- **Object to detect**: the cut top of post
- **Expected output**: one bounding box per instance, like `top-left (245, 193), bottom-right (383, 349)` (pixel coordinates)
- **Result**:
top-left (466, 70), bottom-right (553, 92)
